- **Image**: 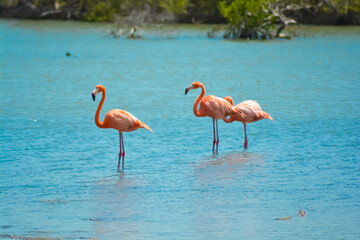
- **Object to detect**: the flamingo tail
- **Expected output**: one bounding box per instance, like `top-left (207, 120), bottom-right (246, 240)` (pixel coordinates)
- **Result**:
top-left (139, 121), bottom-right (153, 132)
top-left (260, 111), bottom-right (273, 120)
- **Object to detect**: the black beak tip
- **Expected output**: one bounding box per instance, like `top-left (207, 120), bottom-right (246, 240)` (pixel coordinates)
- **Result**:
top-left (185, 88), bottom-right (188, 95)
top-left (92, 93), bottom-right (95, 101)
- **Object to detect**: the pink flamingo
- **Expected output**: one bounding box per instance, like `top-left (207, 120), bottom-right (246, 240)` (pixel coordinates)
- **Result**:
top-left (223, 96), bottom-right (273, 149)
top-left (185, 81), bottom-right (244, 153)
top-left (92, 84), bottom-right (152, 170)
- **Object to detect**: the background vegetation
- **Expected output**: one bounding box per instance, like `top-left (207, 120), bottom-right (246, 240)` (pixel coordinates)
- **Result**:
top-left (1, 0), bottom-right (359, 39)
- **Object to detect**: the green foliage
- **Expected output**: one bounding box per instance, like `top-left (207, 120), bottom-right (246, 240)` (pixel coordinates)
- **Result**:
top-left (160, 0), bottom-right (189, 14)
top-left (80, 0), bottom-right (188, 21)
top-left (82, 0), bottom-right (117, 21)
top-left (329, 0), bottom-right (360, 14)
top-left (348, 0), bottom-right (360, 13)
top-left (33, 0), bottom-right (54, 7)
top-left (217, 0), bottom-right (360, 39)
top-left (0, 0), bottom-right (17, 7)
top-left (219, 0), bottom-right (264, 26)
top-left (218, 0), bottom-right (275, 39)
top-left (185, 0), bottom-right (222, 22)
top-left (193, 0), bottom-right (220, 14)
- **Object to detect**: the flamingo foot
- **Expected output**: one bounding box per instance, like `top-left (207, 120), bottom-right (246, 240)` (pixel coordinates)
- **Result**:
top-left (244, 141), bottom-right (248, 149)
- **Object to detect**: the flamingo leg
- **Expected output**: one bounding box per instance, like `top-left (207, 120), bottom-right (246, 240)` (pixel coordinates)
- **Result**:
top-left (121, 133), bottom-right (125, 169)
top-left (216, 119), bottom-right (219, 153)
top-left (212, 119), bottom-right (216, 153)
top-left (243, 123), bottom-right (248, 149)
top-left (118, 132), bottom-right (123, 170)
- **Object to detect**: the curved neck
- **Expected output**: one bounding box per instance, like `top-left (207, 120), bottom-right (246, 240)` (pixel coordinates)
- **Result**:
top-left (193, 85), bottom-right (205, 117)
top-left (95, 89), bottom-right (106, 128)
top-left (223, 116), bottom-right (235, 123)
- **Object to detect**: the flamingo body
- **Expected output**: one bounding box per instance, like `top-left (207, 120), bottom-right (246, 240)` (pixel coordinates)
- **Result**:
top-left (231, 100), bottom-right (273, 123)
top-left (224, 97), bottom-right (272, 149)
top-left (92, 84), bottom-right (152, 170)
top-left (198, 95), bottom-right (236, 119)
top-left (102, 109), bottom-right (152, 132)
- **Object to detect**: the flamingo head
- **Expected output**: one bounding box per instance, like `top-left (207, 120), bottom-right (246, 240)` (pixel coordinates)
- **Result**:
top-left (92, 84), bottom-right (104, 101)
top-left (185, 81), bottom-right (203, 95)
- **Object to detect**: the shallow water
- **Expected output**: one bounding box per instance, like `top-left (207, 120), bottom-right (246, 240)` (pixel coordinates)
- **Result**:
top-left (1, 20), bottom-right (360, 239)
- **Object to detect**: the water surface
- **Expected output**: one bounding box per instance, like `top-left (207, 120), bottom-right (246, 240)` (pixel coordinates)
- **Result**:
top-left (1, 20), bottom-right (360, 239)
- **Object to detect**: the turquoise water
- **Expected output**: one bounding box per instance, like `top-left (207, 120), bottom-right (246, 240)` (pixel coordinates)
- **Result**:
top-left (1, 20), bottom-right (360, 239)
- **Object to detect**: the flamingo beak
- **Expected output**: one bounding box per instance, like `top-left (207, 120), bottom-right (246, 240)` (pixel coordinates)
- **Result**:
top-left (185, 85), bottom-right (192, 95)
top-left (92, 88), bottom-right (98, 101)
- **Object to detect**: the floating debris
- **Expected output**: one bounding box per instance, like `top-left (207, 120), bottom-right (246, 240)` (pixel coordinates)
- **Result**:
top-left (275, 209), bottom-right (307, 220)
top-left (274, 216), bottom-right (292, 221)
top-left (299, 209), bottom-right (306, 217)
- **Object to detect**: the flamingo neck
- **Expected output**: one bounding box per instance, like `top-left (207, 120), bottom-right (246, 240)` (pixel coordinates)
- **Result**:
top-left (223, 116), bottom-right (235, 123)
top-left (193, 85), bottom-right (205, 117)
top-left (95, 89), bottom-right (106, 128)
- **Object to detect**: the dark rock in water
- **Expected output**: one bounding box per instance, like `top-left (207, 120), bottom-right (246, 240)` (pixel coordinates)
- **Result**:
top-left (66, 52), bottom-right (70, 57)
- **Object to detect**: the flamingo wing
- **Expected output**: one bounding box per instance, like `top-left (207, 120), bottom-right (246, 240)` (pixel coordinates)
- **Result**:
top-left (200, 95), bottom-right (235, 119)
top-left (103, 109), bottom-right (141, 132)
top-left (235, 100), bottom-right (272, 122)
top-left (236, 100), bottom-right (261, 117)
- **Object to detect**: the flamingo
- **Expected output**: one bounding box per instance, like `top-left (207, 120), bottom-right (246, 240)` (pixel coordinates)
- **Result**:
top-left (223, 96), bottom-right (273, 149)
top-left (185, 81), bottom-right (244, 153)
top-left (92, 84), bottom-right (152, 170)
